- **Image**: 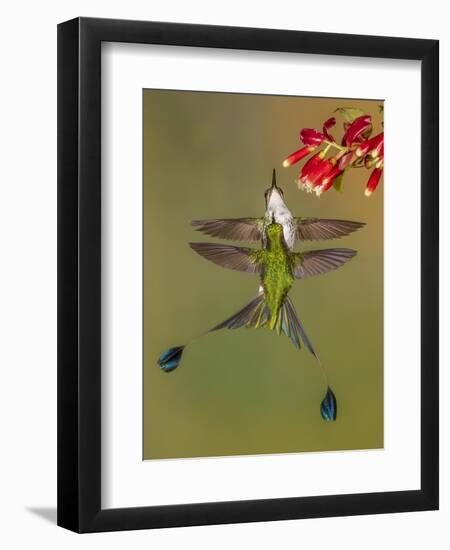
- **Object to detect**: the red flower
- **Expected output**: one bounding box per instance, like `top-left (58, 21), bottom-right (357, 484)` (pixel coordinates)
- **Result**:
top-left (300, 128), bottom-right (327, 146)
top-left (356, 133), bottom-right (384, 158)
top-left (371, 139), bottom-right (384, 159)
top-left (319, 166), bottom-right (343, 193)
top-left (283, 107), bottom-right (383, 197)
top-left (299, 152), bottom-right (323, 180)
top-left (365, 167), bottom-right (383, 197)
top-left (338, 151), bottom-right (354, 170)
top-left (322, 117), bottom-right (336, 142)
top-left (298, 152), bottom-right (335, 194)
top-left (282, 146), bottom-right (316, 167)
top-left (343, 115), bottom-right (372, 147)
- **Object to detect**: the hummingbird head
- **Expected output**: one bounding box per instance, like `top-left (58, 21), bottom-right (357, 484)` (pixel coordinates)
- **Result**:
top-left (264, 169), bottom-right (285, 209)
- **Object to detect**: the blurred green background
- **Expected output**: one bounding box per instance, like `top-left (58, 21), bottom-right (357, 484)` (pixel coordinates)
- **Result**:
top-left (143, 90), bottom-right (383, 459)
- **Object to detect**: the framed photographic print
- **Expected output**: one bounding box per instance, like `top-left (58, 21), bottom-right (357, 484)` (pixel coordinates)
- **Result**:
top-left (57, 17), bottom-right (439, 532)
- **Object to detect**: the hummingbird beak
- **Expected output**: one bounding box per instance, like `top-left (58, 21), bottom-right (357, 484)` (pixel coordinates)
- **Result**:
top-left (265, 168), bottom-right (283, 207)
top-left (271, 168), bottom-right (277, 190)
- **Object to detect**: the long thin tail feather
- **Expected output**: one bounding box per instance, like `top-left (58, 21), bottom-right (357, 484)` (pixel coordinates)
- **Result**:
top-left (284, 297), bottom-right (317, 357)
top-left (210, 293), bottom-right (316, 357)
top-left (210, 293), bottom-right (267, 331)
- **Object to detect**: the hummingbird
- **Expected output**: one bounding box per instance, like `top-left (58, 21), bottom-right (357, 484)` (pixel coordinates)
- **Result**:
top-left (188, 223), bottom-right (356, 355)
top-left (191, 169), bottom-right (365, 251)
top-left (158, 223), bottom-right (357, 373)
top-left (158, 223), bottom-right (351, 423)
top-left (157, 172), bottom-right (364, 423)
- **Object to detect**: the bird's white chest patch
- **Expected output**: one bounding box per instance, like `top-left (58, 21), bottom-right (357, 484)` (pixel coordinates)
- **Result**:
top-left (265, 192), bottom-right (296, 250)
top-left (282, 221), bottom-right (296, 250)
top-left (272, 210), bottom-right (294, 249)
top-left (266, 209), bottom-right (295, 250)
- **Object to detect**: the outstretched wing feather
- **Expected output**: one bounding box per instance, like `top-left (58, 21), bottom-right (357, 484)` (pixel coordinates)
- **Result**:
top-left (293, 248), bottom-right (357, 279)
top-left (296, 218), bottom-right (365, 241)
top-left (191, 218), bottom-right (261, 242)
top-left (189, 242), bottom-right (261, 274)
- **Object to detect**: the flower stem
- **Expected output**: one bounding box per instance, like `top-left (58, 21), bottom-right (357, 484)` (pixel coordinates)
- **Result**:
top-left (322, 143), bottom-right (332, 156)
top-left (324, 140), bottom-right (348, 153)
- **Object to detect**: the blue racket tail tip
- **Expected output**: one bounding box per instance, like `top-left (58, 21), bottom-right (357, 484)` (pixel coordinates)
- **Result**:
top-left (157, 345), bottom-right (185, 373)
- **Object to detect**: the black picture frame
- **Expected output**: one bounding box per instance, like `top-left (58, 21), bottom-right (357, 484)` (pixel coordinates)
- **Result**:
top-left (57, 17), bottom-right (439, 533)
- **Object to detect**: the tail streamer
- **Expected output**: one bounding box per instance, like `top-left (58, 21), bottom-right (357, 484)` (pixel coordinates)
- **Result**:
top-left (210, 293), bottom-right (317, 358)
top-left (156, 292), bottom-right (337, 422)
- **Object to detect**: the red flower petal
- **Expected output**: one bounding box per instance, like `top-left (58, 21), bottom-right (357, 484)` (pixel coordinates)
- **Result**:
top-left (365, 167), bottom-right (383, 197)
top-left (300, 128), bottom-right (327, 146)
top-left (301, 156), bottom-right (333, 187)
top-left (338, 151), bottom-right (354, 170)
top-left (322, 117), bottom-right (336, 142)
top-left (355, 140), bottom-right (373, 158)
top-left (370, 134), bottom-right (384, 158)
top-left (343, 115), bottom-right (372, 147)
top-left (314, 160), bottom-right (334, 183)
top-left (282, 146), bottom-right (316, 167)
top-left (320, 166), bottom-right (343, 192)
top-left (356, 132), bottom-right (384, 158)
top-left (300, 152), bottom-right (323, 179)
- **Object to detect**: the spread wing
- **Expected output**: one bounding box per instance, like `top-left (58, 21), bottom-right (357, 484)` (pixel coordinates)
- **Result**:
top-left (191, 218), bottom-right (262, 242)
top-left (292, 248), bottom-right (357, 279)
top-left (189, 242), bottom-right (262, 274)
top-left (295, 218), bottom-right (365, 241)
top-left (192, 217), bottom-right (364, 243)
